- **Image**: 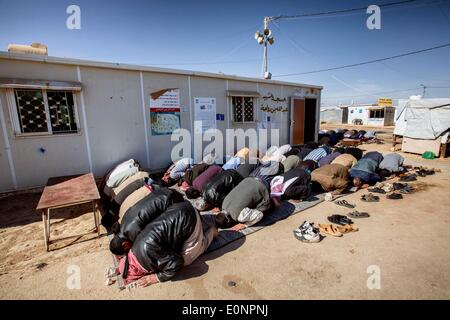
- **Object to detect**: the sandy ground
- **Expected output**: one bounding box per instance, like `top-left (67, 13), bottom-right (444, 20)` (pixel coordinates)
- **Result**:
top-left (1, 131), bottom-right (450, 299)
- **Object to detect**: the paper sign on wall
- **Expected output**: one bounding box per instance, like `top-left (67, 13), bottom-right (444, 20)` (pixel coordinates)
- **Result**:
top-left (150, 89), bottom-right (181, 136)
top-left (194, 97), bottom-right (216, 133)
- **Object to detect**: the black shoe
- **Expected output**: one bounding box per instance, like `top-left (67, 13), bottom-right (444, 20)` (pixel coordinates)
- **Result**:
top-left (393, 182), bottom-right (407, 190)
top-left (399, 175), bottom-right (417, 182)
top-left (368, 187), bottom-right (386, 194)
top-left (387, 193), bottom-right (403, 200)
top-left (327, 214), bottom-right (353, 225)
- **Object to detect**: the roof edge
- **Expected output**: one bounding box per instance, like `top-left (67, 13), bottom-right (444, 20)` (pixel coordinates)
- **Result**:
top-left (0, 51), bottom-right (323, 89)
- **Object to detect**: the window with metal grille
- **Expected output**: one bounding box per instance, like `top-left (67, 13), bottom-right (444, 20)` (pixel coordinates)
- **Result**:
top-left (12, 89), bottom-right (79, 135)
top-left (232, 96), bottom-right (255, 123)
top-left (369, 109), bottom-right (385, 119)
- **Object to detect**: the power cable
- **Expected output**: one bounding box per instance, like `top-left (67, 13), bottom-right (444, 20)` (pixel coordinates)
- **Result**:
top-left (274, 43), bottom-right (450, 77)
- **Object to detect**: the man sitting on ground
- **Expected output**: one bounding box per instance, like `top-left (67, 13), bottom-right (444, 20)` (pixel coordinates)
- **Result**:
top-left (378, 153), bottom-right (405, 178)
top-left (270, 167), bottom-right (311, 206)
top-left (109, 188), bottom-right (184, 251)
top-left (112, 201), bottom-right (226, 287)
top-left (179, 163), bottom-right (210, 191)
top-left (311, 163), bottom-right (351, 195)
top-left (349, 151), bottom-right (384, 188)
top-left (161, 157), bottom-right (193, 186)
top-left (195, 169), bottom-right (244, 211)
top-left (219, 176), bottom-right (272, 231)
top-left (303, 145), bottom-right (332, 163)
top-left (185, 165), bottom-right (223, 199)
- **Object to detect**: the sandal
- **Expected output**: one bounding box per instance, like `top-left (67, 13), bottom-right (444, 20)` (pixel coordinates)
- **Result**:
top-left (327, 214), bottom-right (354, 225)
top-left (368, 187), bottom-right (386, 194)
top-left (361, 193), bottom-right (380, 202)
top-left (337, 224), bottom-right (359, 233)
top-left (393, 182), bottom-right (407, 190)
top-left (399, 174), bottom-right (417, 182)
top-left (399, 185), bottom-right (413, 194)
top-left (348, 211), bottom-right (370, 218)
top-left (387, 192), bottom-right (403, 200)
top-left (318, 223), bottom-right (343, 237)
top-left (334, 199), bottom-right (356, 209)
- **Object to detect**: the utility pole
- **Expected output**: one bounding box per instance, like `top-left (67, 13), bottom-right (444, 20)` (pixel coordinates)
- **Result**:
top-left (420, 84), bottom-right (427, 98)
top-left (255, 17), bottom-right (275, 79)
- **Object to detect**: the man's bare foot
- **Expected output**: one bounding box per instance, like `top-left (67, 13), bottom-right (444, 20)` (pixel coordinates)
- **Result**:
top-left (230, 223), bottom-right (247, 232)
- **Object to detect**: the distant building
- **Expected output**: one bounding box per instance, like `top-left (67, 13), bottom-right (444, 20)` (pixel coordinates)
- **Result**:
top-left (343, 103), bottom-right (395, 126)
top-left (320, 106), bottom-right (345, 124)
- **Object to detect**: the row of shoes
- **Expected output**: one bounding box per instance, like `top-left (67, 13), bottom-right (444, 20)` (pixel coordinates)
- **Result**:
top-left (293, 212), bottom-right (369, 243)
top-left (414, 166), bottom-right (437, 177)
top-left (368, 181), bottom-right (414, 199)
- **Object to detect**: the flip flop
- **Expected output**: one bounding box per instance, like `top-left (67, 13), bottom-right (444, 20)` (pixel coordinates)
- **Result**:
top-left (361, 193), bottom-right (380, 202)
top-left (399, 174), bottom-right (417, 182)
top-left (334, 199), bottom-right (356, 209)
top-left (348, 211), bottom-right (370, 218)
top-left (327, 214), bottom-right (354, 225)
top-left (387, 193), bottom-right (403, 200)
top-left (367, 187), bottom-right (386, 194)
top-left (393, 182), bottom-right (408, 190)
top-left (337, 224), bottom-right (359, 233)
top-left (318, 223), bottom-right (343, 237)
top-left (399, 186), bottom-right (413, 194)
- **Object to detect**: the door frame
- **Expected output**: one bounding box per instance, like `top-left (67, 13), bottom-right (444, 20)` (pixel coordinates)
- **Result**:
top-left (289, 97), bottom-right (305, 145)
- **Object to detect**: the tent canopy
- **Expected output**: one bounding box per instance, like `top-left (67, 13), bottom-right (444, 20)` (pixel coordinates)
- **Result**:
top-left (394, 98), bottom-right (450, 139)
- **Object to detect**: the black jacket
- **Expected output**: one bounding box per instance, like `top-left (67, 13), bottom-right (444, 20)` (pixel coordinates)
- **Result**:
top-left (132, 201), bottom-right (198, 282)
top-left (202, 169), bottom-right (243, 207)
top-left (281, 168), bottom-right (312, 200)
top-left (118, 188), bottom-right (183, 243)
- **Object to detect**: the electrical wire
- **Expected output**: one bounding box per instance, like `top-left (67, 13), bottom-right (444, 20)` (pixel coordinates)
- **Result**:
top-left (274, 43), bottom-right (450, 77)
top-left (322, 87), bottom-right (423, 100)
top-left (270, 0), bottom-right (418, 21)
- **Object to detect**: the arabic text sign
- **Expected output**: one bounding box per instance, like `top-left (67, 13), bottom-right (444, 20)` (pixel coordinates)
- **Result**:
top-left (150, 89), bottom-right (181, 136)
top-left (378, 98), bottom-right (393, 107)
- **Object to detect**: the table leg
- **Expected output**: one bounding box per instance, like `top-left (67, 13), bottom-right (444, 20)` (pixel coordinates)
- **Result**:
top-left (42, 210), bottom-right (49, 252)
top-left (47, 208), bottom-right (51, 240)
top-left (93, 201), bottom-right (100, 236)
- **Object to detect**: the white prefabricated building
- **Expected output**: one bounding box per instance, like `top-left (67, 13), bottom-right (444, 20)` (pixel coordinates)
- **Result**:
top-left (0, 52), bottom-right (322, 192)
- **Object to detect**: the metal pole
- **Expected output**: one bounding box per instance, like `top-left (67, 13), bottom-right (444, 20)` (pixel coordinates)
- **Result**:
top-left (263, 41), bottom-right (268, 75)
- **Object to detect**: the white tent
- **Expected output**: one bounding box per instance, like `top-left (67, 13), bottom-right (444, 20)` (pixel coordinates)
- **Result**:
top-left (394, 98), bottom-right (450, 139)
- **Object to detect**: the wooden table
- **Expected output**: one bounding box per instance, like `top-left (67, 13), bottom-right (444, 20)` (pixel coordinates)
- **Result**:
top-left (36, 173), bottom-right (101, 251)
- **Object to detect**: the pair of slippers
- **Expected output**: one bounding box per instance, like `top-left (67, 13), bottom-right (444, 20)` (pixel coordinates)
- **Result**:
top-left (399, 174), bottom-right (417, 182)
top-left (387, 192), bottom-right (403, 200)
top-left (361, 193), bottom-right (380, 202)
top-left (368, 187), bottom-right (386, 194)
top-left (416, 169), bottom-right (435, 177)
top-left (319, 223), bottom-right (358, 237)
top-left (348, 211), bottom-right (370, 218)
top-left (334, 199), bottom-right (356, 208)
top-left (319, 214), bottom-right (359, 237)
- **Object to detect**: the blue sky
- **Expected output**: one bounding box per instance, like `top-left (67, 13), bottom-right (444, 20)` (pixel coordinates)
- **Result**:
top-left (1, 0), bottom-right (450, 106)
